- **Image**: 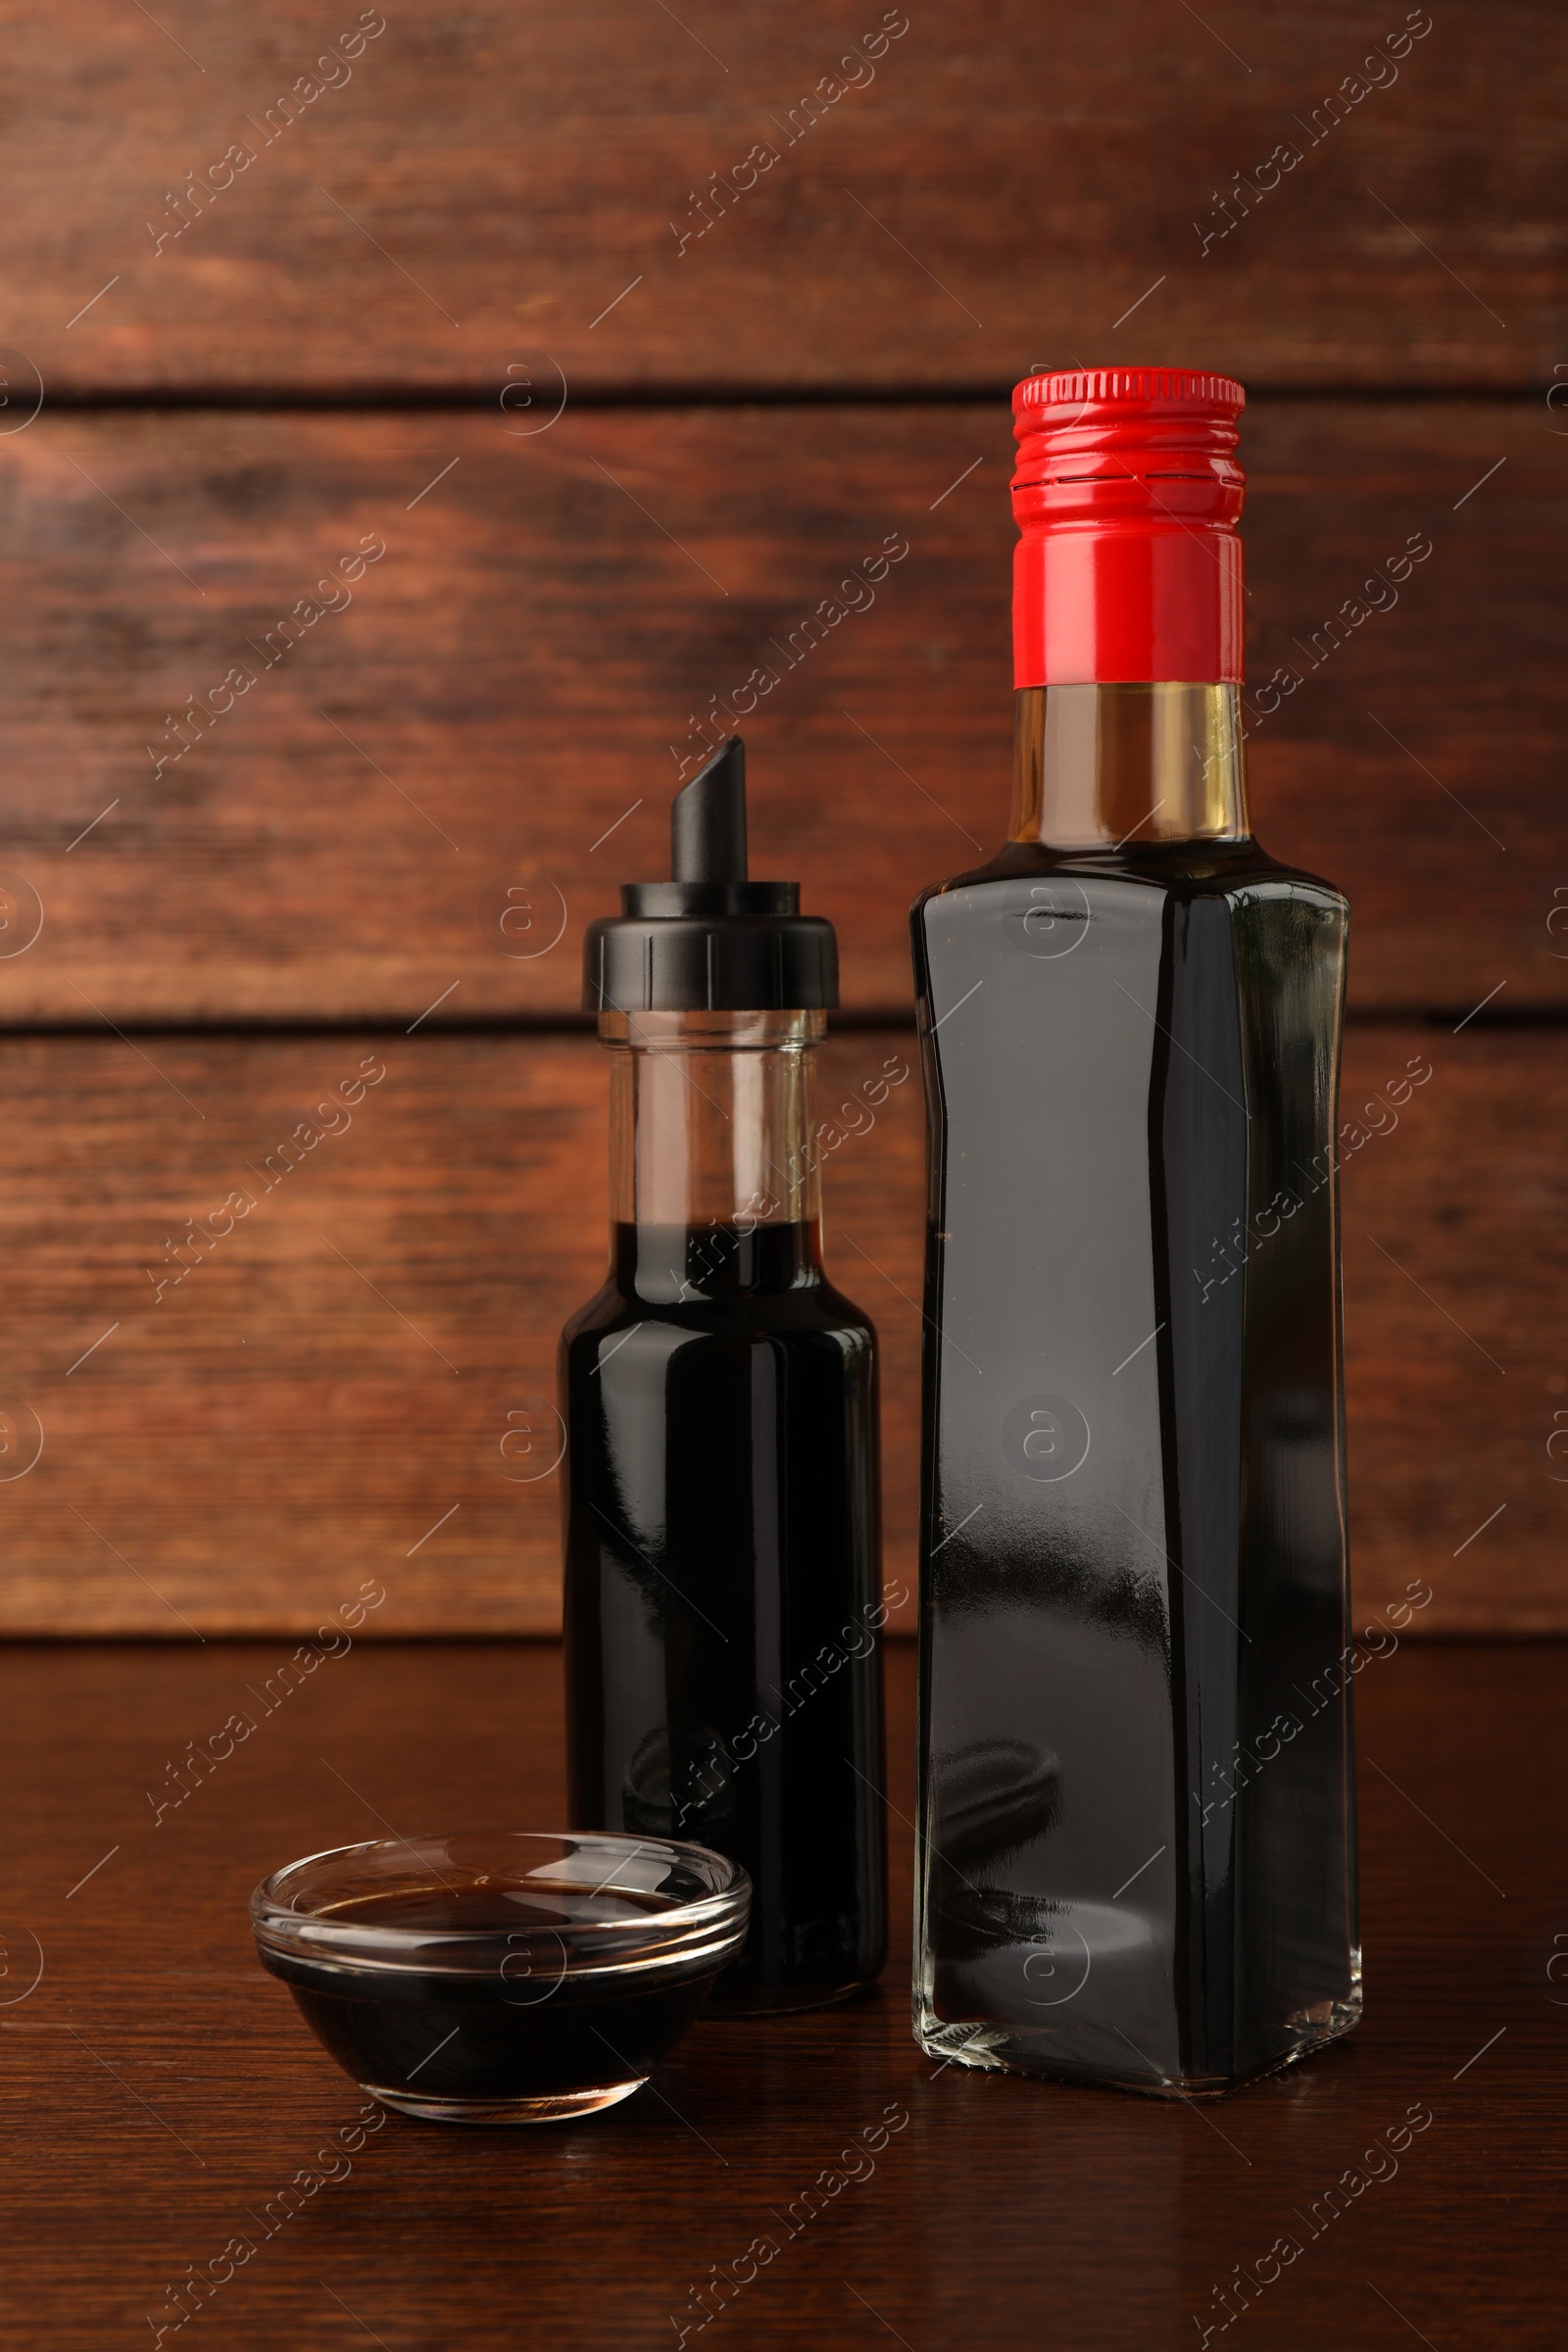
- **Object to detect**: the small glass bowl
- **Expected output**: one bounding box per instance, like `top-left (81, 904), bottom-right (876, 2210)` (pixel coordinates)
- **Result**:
top-left (251, 1830), bottom-right (750, 2125)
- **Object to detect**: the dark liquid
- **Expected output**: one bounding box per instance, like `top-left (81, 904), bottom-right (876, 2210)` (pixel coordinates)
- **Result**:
top-left (563, 1222), bottom-right (886, 2011)
top-left (262, 1885), bottom-right (717, 2105)
top-left (913, 842), bottom-right (1358, 2090)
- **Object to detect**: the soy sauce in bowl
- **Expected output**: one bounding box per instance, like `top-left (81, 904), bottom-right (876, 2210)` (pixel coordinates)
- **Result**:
top-left (252, 1831), bottom-right (750, 2125)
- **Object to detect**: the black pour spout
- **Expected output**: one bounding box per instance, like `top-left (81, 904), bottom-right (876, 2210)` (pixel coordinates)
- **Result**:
top-left (580, 733), bottom-right (837, 1012)
top-left (672, 736), bottom-right (748, 885)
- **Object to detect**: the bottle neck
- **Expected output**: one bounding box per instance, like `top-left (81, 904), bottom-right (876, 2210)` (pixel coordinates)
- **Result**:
top-left (1009, 683), bottom-right (1250, 850)
top-left (600, 1008), bottom-right (824, 1298)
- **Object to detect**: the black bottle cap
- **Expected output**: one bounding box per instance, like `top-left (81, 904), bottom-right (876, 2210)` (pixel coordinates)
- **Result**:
top-left (582, 738), bottom-right (839, 1012)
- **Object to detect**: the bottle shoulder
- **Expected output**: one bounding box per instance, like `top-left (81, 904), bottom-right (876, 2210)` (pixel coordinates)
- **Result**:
top-left (912, 843), bottom-right (1348, 980)
top-left (563, 1282), bottom-right (875, 1349)
top-left (910, 838), bottom-right (1348, 1038)
top-left (914, 837), bottom-right (1345, 911)
top-left (561, 1278), bottom-right (623, 1348)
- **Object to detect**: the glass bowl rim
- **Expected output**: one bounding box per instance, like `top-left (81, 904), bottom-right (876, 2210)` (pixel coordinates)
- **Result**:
top-left (250, 1828), bottom-right (751, 1969)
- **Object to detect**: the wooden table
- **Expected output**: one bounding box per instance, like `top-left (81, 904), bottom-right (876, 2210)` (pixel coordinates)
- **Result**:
top-left (2, 1637), bottom-right (1558, 2348)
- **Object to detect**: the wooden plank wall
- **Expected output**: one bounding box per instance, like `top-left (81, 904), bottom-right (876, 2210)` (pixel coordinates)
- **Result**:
top-left (1, 2), bottom-right (1562, 1636)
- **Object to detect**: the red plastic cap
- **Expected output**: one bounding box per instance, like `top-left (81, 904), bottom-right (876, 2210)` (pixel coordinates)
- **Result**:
top-left (1010, 368), bottom-right (1247, 687)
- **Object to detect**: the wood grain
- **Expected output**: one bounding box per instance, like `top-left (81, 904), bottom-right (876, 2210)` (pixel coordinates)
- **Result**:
top-left (0, 1024), bottom-right (1558, 1637)
top-left (6, 3), bottom-right (1556, 394)
top-left (0, 1637), bottom-right (1559, 2348)
top-left (0, 399), bottom-right (1561, 1025)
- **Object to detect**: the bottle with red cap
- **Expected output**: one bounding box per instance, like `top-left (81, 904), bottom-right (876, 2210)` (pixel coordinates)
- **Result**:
top-left (910, 368), bottom-right (1358, 2093)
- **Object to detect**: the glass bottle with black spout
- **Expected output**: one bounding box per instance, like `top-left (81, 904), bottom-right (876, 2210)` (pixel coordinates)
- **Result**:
top-left (911, 368), bottom-right (1358, 2093)
top-left (563, 737), bottom-right (887, 2013)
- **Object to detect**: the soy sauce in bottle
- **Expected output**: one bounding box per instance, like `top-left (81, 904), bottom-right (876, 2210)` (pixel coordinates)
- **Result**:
top-left (563, 739), bottom-right (887, 2012)
top-left (911, 370), bottom-right (1359, 2092)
